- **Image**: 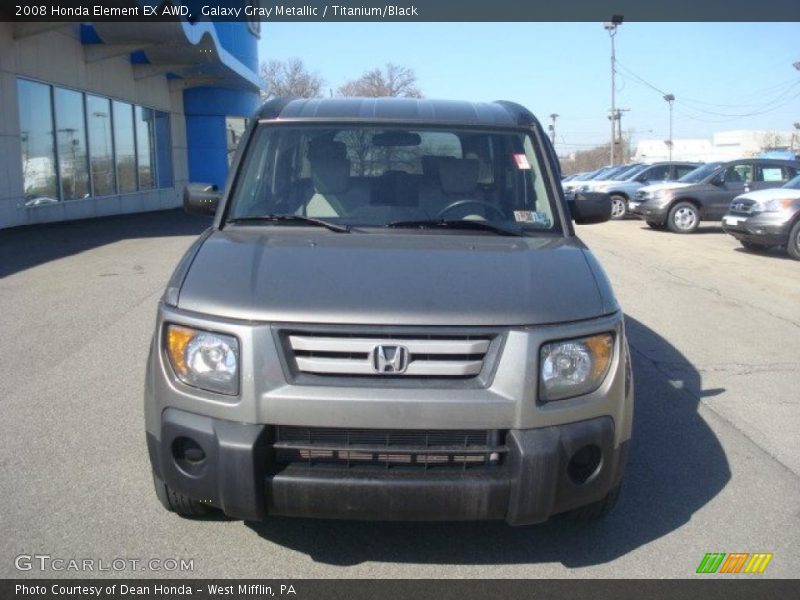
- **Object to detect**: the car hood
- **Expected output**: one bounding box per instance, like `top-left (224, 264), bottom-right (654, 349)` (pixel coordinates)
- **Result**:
top-left (176, 228), bottom-right (617, 326)
top-left (733, 187), bottom-right (800, 204)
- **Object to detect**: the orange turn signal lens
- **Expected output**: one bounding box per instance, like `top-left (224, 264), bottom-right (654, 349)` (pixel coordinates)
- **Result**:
top-left (585, 333), bottom-right (614, 381)
top-left (166, 325), bottom-right (197, 376)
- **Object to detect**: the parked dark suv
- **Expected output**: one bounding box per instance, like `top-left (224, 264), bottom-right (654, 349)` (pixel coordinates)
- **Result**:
top-left (631, 159), bottom-right (800, 233)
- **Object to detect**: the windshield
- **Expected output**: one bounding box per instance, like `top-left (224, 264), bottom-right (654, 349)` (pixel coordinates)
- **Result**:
top-left (587, 166), bottom-right (617, 180)
top-left (783, 174), bottom-right (800, 190)
top-left (612, 164), bottom-right (646, 181)
top-left (227, 125), bottom-right (560, 234)
top-left (677, 162), bottom-right (723, 183)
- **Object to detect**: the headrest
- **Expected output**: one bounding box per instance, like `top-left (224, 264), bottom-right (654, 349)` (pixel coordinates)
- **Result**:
top-left (465, 151), bottom-right (494, 184)
top-left (421, 155), bottom-right (441, 179)
top-left (308, 139), bottom-right (347, 161)
top-left (311, 156), bottom-right (350, 195)
top-left (438, 158), bottom-right (480, 194)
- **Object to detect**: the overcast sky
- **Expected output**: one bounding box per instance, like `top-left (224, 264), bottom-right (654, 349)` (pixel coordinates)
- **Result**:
top-left (259, 22), bottom-right (800, 153)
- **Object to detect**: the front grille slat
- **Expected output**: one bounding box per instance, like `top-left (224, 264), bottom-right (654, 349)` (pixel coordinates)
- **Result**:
top-left (286, 332), bottom-right (492, 379)
top-left (274, 426), bottom-right (505, 471)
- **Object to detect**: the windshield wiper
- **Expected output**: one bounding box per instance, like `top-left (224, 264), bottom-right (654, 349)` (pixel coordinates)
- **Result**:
top-left (228, 214), bottom-right (350, 233)
top-left (385, 219), bottom-right (524, 237)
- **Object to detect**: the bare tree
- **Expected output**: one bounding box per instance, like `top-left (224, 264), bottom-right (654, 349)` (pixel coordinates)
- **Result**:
top-left (560, 137), bottom-right (634, 175)
top-left (337, 63), bottom-right (423, 98)
top-left (759, 131), bottom-right (790, 152)
top-left (260, 58), bottom-right (324, 100)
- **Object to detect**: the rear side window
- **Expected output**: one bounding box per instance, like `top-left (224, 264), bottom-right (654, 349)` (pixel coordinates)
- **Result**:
top-left (757, 165), bottom-right (794, 183)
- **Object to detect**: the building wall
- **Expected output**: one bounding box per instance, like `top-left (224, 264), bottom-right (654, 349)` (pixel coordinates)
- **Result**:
top-left (0, 23), bottom-right (187, 229)
top-left (634, 130), bottom-right (798, 163)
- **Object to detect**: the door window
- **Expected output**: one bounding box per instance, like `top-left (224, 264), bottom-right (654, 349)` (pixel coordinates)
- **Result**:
top-left (723, 164), bottom-right (752, 183)
top-left (673, 165), bottom-right (697, 179)
top-left (642, 164), bottom-right (670, 182)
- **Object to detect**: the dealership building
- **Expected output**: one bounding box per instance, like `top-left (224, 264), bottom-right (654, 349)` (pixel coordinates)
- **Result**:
top-left (0, 12), bottom-right (262, 230)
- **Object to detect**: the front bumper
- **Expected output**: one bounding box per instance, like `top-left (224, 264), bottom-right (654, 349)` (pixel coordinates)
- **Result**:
top-left (147, 409), bottom-right (628, 525)
top-left (631, 200), bottom-right (669, 221)
top-left (721, 212), bottom-right (792, 246)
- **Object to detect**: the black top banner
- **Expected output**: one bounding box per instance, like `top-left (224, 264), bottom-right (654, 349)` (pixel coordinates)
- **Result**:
top-left (2, 0), bottom-right (800, 22)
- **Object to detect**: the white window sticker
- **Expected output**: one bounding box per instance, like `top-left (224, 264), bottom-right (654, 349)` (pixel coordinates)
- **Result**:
top-left (513, 153), bottom-right (531, 170)
top-left (514, 211), bottom-right (550, 225)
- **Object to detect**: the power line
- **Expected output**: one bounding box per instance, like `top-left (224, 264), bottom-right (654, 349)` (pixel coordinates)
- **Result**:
top-left (615, 60), bottom-right (800, 119)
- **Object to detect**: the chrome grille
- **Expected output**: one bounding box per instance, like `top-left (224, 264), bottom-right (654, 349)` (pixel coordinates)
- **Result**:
top-left (274, 426), bottom-right (505, 470)
top-left (729, 199), bottom-right (757, 215)
top-left (286, 332), bottom-right (492, 378)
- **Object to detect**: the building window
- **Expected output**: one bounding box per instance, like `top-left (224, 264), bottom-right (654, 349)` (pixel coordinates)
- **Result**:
top-left (86, 95), bottom-right (115, 196)
top-left (226, 117), bottom-right (248, 166)
top-left (113, 101), bottom-right (137, 194)
top-left (18, 79), bottom-right (173, 204)
top-left (135, 106), bottom-right (156, 190)
top-left (154, 111), bottom-right (173, 189)
top-left (18, 79), bottom-right (58, 205)
top-left (54, 87), bottom-right (90, 200)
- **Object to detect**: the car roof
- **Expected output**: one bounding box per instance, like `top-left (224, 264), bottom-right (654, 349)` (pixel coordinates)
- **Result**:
top-left (256, 97), bottom-right (540, 128)
top-left (722, 158), bottom-right (800, 167)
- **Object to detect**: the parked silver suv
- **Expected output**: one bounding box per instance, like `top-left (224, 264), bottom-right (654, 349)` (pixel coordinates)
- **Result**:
top-left (145, 98), bottom-right (633, 526)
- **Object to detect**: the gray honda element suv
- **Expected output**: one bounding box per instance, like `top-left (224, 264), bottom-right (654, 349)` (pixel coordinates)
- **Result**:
top-left (145, 97), bottom-right (633, 525)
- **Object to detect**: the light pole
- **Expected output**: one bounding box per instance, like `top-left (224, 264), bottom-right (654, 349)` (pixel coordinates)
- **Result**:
top-left (663, 93), bottom-right (675, 161)
top-left (604, 15), bottom-right (623, 165)
top-left (548, 113), bottom-right (559, 146)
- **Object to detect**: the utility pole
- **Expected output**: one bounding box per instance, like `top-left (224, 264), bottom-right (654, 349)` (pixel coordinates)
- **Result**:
top-left (604, 15), bottom-right (623, 165)
top-left (614, 109), bottom-right (630, 161)
top-left (663, 93), bottom-right (675, 161)
top-left (548, 113), bottom-right (559, 146)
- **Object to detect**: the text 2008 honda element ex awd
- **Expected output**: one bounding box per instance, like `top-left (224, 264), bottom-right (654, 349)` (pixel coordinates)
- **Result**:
top-left (145, 98), bottom-right (633, 525)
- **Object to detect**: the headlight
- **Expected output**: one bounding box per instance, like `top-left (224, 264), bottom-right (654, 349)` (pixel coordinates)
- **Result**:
top-left (165, 325), bottom-right (239, 395)
top-left (539, 333), bottom-right (614, 402)
top-left (763, 198), bottom-right (794, 213)
top-left (651, 190), bottom-right (666, 200)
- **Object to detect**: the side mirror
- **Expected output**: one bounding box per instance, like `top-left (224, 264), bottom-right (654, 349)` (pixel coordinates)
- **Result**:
top-left (184, 183), bottom-right (221, 216)
top-left (569, 192), bottom-right (612, 225)
top-left (711, 176), bottom-right (725, 187)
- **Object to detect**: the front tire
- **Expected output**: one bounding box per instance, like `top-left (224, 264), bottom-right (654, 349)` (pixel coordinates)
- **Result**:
top-left (787, 220), bottom-right (800, 260)
top-left (667, 201), bottom-right (700, 233)
top-left (610, 195), bottom-right (627, 220)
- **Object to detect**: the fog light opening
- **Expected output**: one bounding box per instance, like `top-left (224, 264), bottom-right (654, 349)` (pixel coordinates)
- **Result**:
top-left (172, 436), bottom-right (206, 473)
top-left (567, 444), bottom-right (602, 485)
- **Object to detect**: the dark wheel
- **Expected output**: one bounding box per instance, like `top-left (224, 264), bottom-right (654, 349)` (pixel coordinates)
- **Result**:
top-left (609, 195), bottom-right (627, 220)
top-left (788, 220), bottom-right (800, 261)
top-left (739, 240), bottom-right (768, 252)
top-left (667, 201), bottom-right (700, 233)
top-left (152, 472), bottom-right (212, 517)
top-left (568, 483), bottom-right (622, 521)
top-left (646, 220), bottom-right (665, 230)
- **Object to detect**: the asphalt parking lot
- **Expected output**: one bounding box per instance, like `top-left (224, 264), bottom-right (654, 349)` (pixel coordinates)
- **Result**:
top-left (1, 211), bottom-right (798, 578)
